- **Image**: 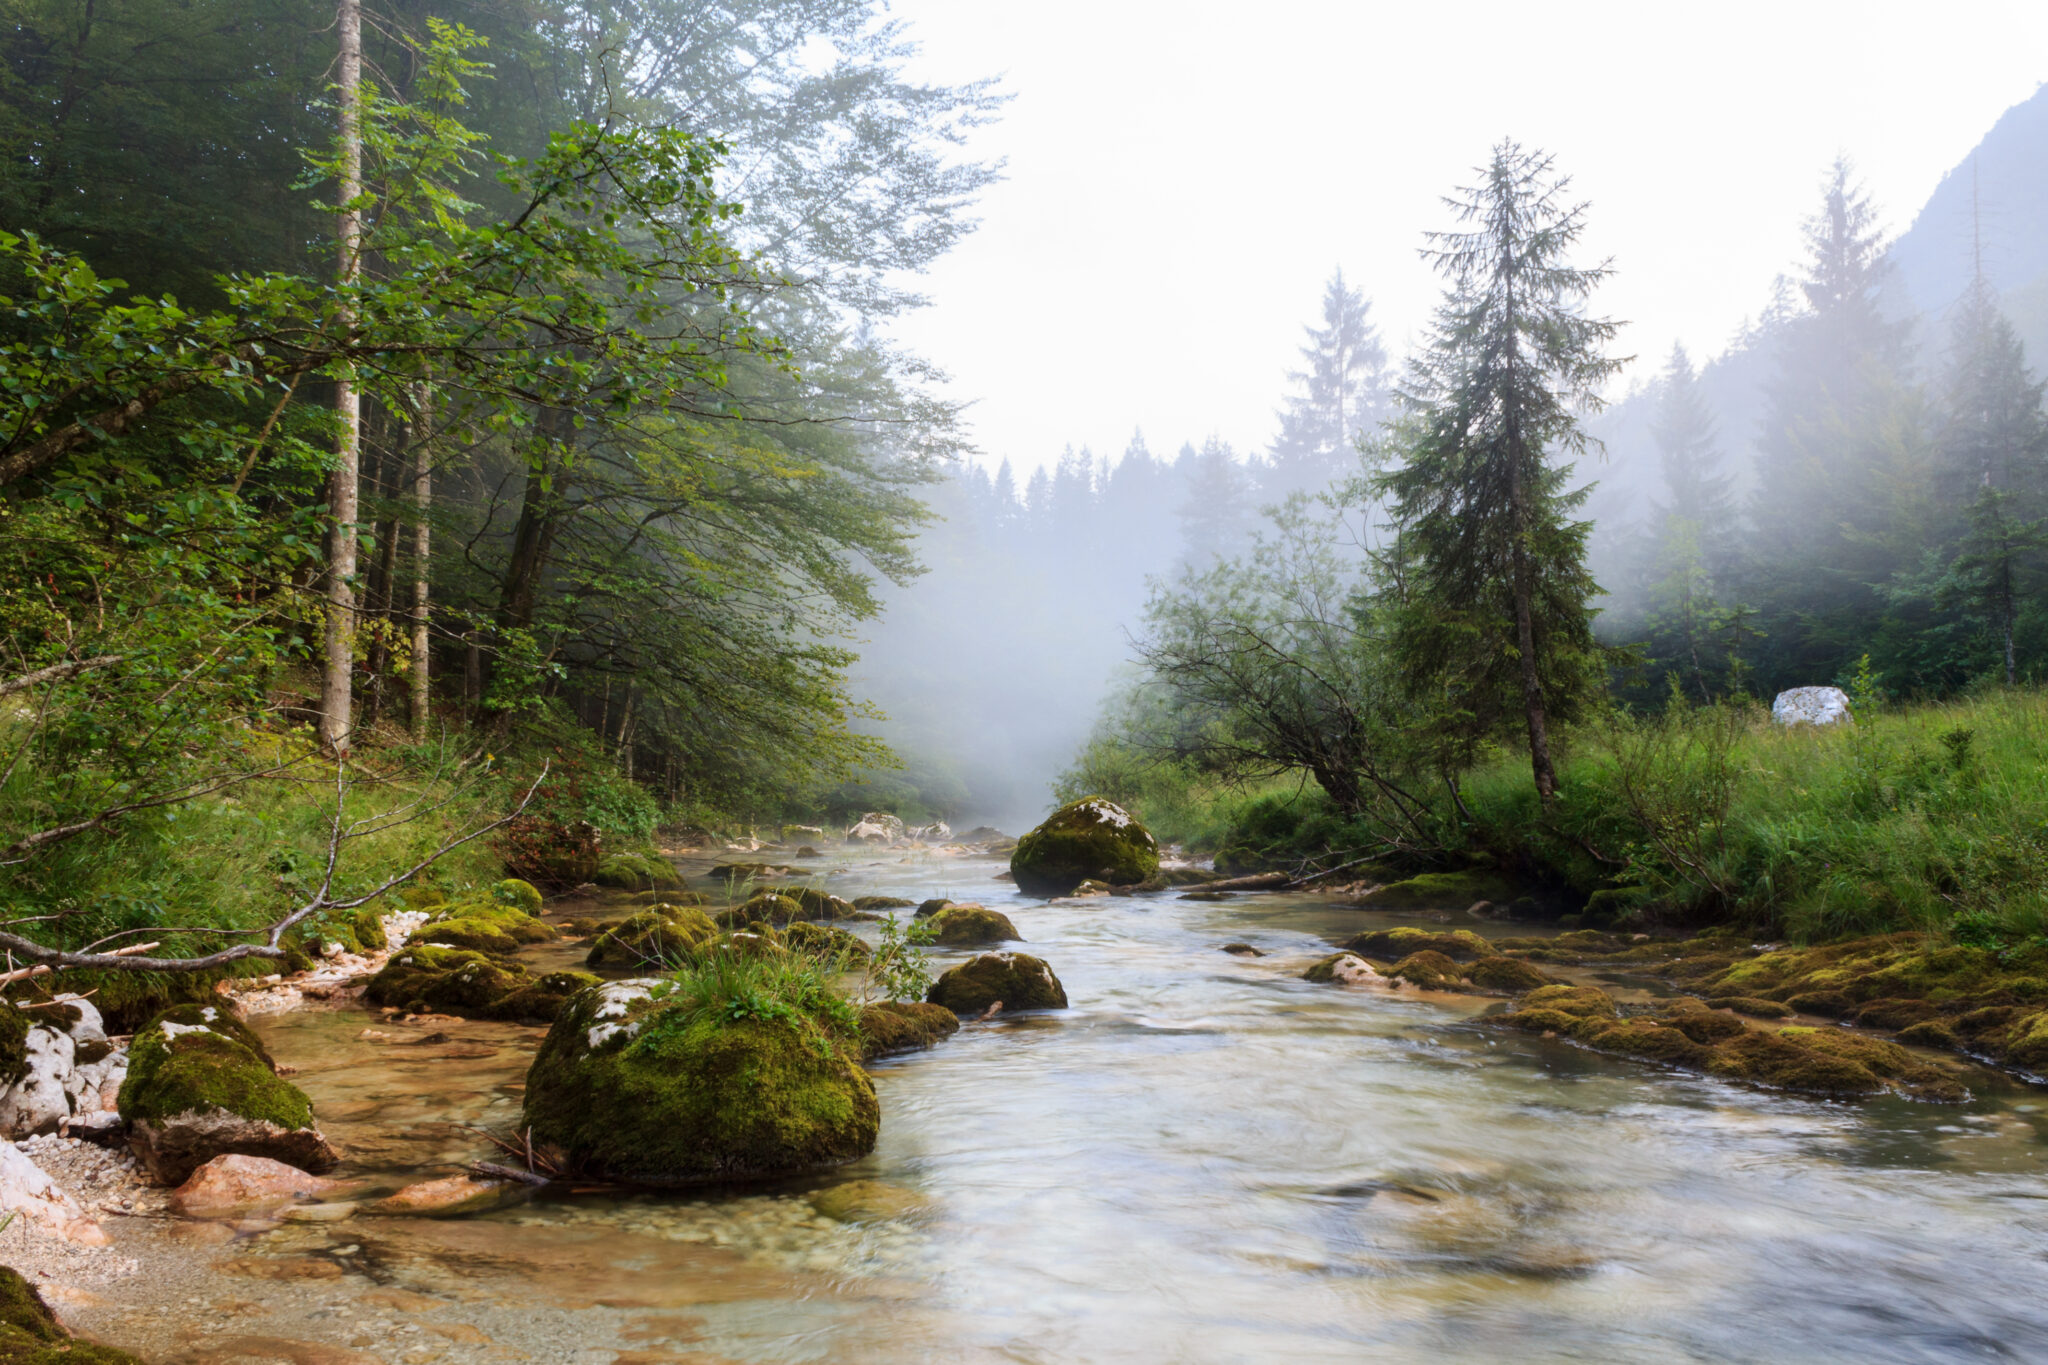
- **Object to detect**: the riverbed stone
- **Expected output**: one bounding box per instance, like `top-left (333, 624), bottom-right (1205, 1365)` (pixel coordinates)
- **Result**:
top-left (118, 1008), bottom-right (335, 1185)
top-left (927, 952), bottom-right (1067, 1013)
top-left (370, 1174), bottom-right (520, 1217)
top-left (170, 1154), bottom-right (355, 1217)
top-left (1009, 797), bottom-right (1160, 896)
top-left (0, 1141), bottom-right (108, 1246)
top-left (809, 1178), bottom-right (931, 1224)
top-left (858, 1002), bottom-right (959, 1059)
top-left (524, 979), bottom-right (879, 1184)
top-left (585, 907), bottom-right (718, 969)
top-left (928, 905), bottom-right (1020, 947)
top-left (1304, 952), bottom-right (1382, 985)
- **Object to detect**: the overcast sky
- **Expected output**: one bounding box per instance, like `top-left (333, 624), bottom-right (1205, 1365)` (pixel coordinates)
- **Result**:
top-left (880, 0), bottom-right (2048, 474)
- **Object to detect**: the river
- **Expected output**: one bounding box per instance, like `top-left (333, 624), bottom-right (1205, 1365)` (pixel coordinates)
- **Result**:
top-left (68, 847), bottom-right (2048, 1364)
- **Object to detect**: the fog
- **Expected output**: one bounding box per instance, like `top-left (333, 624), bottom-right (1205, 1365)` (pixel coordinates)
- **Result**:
top-left (838, 81), bottom-right (2048, 828)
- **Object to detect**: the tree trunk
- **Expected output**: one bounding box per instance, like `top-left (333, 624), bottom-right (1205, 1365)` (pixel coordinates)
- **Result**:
top-left (409, 379), bottom-right (433, 739)
top-left (317, 0), bottom-right (364, 756)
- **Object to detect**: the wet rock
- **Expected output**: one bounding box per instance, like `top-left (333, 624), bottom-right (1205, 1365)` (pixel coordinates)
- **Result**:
top-left (1771, 685), bottom-right (1852, 727)
top-left (1705, 996), bottom-right (1794, 1019)
top-left (715, 894), bottom-right (806, 930)
top-left (927, 952), bottom-right (1067, 1014)
top-left (1464, 956), bottom-right (1553, 992)
top-left (852, 897), bottom-right (914, 912)
top-left (1009, 796), bottom-right (1160, 897)
top-left (844, 812), bottom-right (905, 845)
top-left (906, 821), bottom-right (952, 843)
top-left (1304, 953), bottom-right (1383, 985)
top-left (858, 1001), bottom-right (960, 1059)
top-left (524, 979), bottom-right (878, 1184)
top-left (1219, 943), bottom-right (1264, 956)
top-left (1358, 872), bottom-right (1523, 912)
top-left (1385, 950), bottom-right (1466, 989)
top-left (0, 1264), bottom-right (139, 1361)
top-left (927, 905), bottom-right (1020, 947)
top-left (809, 1178), bottom-right (931, 1224)
top-left (119, 1007), bottom-right (336, 1186)
top-left (489, 970), bottom-right (604, 1024)
top-left (1341, 927), bottom-right (1495, 962)
top-left (593, 852), bottom-right (683, 892)
top-left (170, 1154), bottom-right (355, 1217)
top-left (0, 997), bottom-right (128, 1139)
top-left (584, 907), bottom-right (718, 969)
top-left (415, 898), bottom-right (557, 956)
top-left (366, 946), bottom-right (524, 1014)
top-left (0, 1141), bottom-right (108, 1245)
top-left (913, 898), bottom-right (954, 920)
top-left (369, 1174), bottom-right (518, 1217)
top-left (780, 922), bottom-right (871, 963)
top-left (759, 885), bottom-right (858, 921)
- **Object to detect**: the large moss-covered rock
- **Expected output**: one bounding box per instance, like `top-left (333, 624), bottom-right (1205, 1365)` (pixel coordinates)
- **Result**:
top-left (927, 952), bottom-right (1067, 1013)
top-left (523, 980), bottom-right (879, 1183)
top-left (594, 853), bottom-right (681, 892)
top-left (585, 907), bottom-right (718, 969)
top-left (1360, 871), bottom-right (1522, 911)
top-left (489, 878), bottom-right (545, 914)
top-left (760, 885), bottom-right (858, 921)
top-left (1341, 927), bottom-right (1494, 962)
top-left (781, 922), bottom-right (871, 963)
top-left (117, 1007), bottom-right (334, 1185)
top-left (415, 900), bottom-right (556, 956)
top-left (928, 905), bottom-right (1020, 947)
top-left (857, 1002), bottom-right (960, 1060)
top-left (0, 1265), bottom-right (141, 1362)
top-left (1009, 797), bottom-right (1159, 896)
top-left (488, 970), bottom-right (603, 1024)
top-left (714, 894), bottom-right (805, 929)
top-left (366, 945), bottom-right (525, 1013)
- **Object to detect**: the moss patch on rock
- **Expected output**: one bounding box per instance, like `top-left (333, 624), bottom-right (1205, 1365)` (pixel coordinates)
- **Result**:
top-left (488, 970), bottom-right (603, 1024)
top-left (928, 905), bottom-right (1020, 947)
top-left (1341, 927), bottom-right (1494, 962)
top-left (1360, 871), bottom-right (1523, 912)
top-left (417, 899), bottom-right (556, 956)
top-left (594, 853), bottom-right (681, 892)
top-left (858, 1001), bottom-right (960, 1059)
top-left (760, 886), bottom-right (857, 921)
top-left (0, 1264), bottom-right (142, 1362)
top-left (781, 922), bottom-right (871, 964)
top-left (714, 894), bottom-right (806, 929)
top-left (927, 952), bottom-right (1068, 1013)
top-left (366, 946), bottom-right (526, 1014)
top-left (586, 908), bottom-right (718, 969)
top-left (1009, 797), bottom-right (1160, 896)
top-left (490, 878), bottom-right (545, 915)
top-left (118, 1021), bottom-right (310, 1132)
top-left (523, 980), bottom-right (879, 1184)
top-left (853, 896), bottom-right (914, 911)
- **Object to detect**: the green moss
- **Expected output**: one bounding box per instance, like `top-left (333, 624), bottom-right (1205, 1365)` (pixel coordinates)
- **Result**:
top-left (760, 886), bottom-right (856, 920)
top-left (143, 1003), bottom-right (274, 1068)
top-left (927, 952), bottom-right (1068, 1013)
top-left (418, 900), bottom-right (555, 956)
top-left (781, 922), bottom-right (871, 963)
top-left (365, 945), bottom-right (527, 1014)
top-left (1580, 886), bottom-right (1650, 927)
top-left (928, 905), bottom-right (1020, 947)
top-left (858, 1001), bottom-right (960, 1059)
top-left (1303, 952), bottom-right (1370, 983)
top-left (1520, 985), bottom-right (1620, 1020)
top-left (853, 897), bottom-right (914, 911)
top-left (1385, 950), bottom-right (1464, 990)
top-left (1896, 1019), bottom-right (1960, 1050)
top-left (2002, 1013), bottom-right (2048, 1070)
top-left (1852, 998), bottom-right (1942, 1030)
top-left (1496, 1006), bottom-right (1586, 1035)
top-left (1706, 1031), bottom-right (1886, 1096)
top-left (117, 1017), bottom-right (311, 1130)
top-left (0, 1008), bottom-right (29, 1088)
top-left (1579, 1019), bottom-right (1713, 1068)
top-left (523, 986), bottom-right (879, 1183)
top-left (0, 1265), bottom-right (142, 1362)
top-left (1341, 927), bottom-right (1493, 962)
top-left (715, 895), bottom-right (805, 929)
top-left (594, 853), bottom-right (682, 892)
top-left (1660, 1009), bottom-right (1749, 1044)
top-left (1465, 956), bottom-right (1552, 992)
top-left (353, 905), bottom-right (389, 952)
top-left (1360, 871), bottom-right (1522, 911)
top-left (491, 878), bottom-right (546, 914)
top-left (1705, 996), bottom-right (1794, 1019)
top-left (586, 908), bottom-right (718, 969)
top-left (1785, 990), bottom-right (1854, 1017)
top-left (486, 970), bottom-right (602, 1024)
top-left (1009, 796), bottom-right (1160, 896)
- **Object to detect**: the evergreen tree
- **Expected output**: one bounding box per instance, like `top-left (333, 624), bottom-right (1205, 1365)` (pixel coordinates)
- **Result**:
top-left (1935, 278), bottom-right (2048, 682)
top-left (1268, 269), bottom-right (1389, 496)
top-left (1640, 344), bottom-right (1741, 698)
top-left (1378, 142), bottom-right (1623, 804)
top-left (1175, 438), bottom-right (1256, 566)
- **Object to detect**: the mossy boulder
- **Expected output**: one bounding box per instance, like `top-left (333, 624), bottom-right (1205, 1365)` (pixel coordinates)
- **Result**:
top-left (1705, 996), bottom-right (1794, 1019)
top-left (1385, 950), bottom-right (1465, 990)
top-left (1341, 927), bottom-right (1494, 962)
top-left (353, 905), bottom-right (389, 952)
top-left (714, 894), bottom-right (806, 929)
top-left (523, 979), bottom-right (879, 1184)
top-left (760, 885), bottom-right (858, 921)
top-left (1361, 871), bottom-right (1523, 912)
top-left (858, 1001), bottom-right (960, 1060)
top-left (927, 952), bottom-right (1068, 1013)
top-left (593, 853), bottom-right (681, 892)
top-left (781, 922), bottom-right (871, 963)
top-left (1465, 956), bottom-right (1553, 993)
top-left (853, 897), bottom-right (914, 911)
top-left (366, 945), bottom-right (526, 1014)
top-left (1009, 797), bottom-right (1159, 896)
top-left (928, 905), bottom-right (1020, 947)
top-left (0, 1264), bottom-right (142, 1362)
top-left (1303, 952), bottom-right (1381, 985)
top-left (585, 907), bottom-right (718, 969)
top-left (487, 970), bottom-right (603, 1024)
top-left (490, 878), bottom-right (545, 915)
top-left (117, 1006), bottom-right (334, 1185)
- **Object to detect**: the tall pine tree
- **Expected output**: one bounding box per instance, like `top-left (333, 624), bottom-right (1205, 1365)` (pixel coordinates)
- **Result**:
top-left (1267, 269), bottom-right (1389, 497)
top-left (1379, 142), bottom-right (1623, 804)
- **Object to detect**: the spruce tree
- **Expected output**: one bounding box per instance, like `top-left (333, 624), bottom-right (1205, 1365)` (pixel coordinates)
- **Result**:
top-left (1379, 142), bottom-right (1623, 804)
top-left (1642, 344), bottom-right (1740, 698)
top-left (1937, 278), bottom-right (2048, 682)
top-left (1268, 270), bottom-right (1389, 496)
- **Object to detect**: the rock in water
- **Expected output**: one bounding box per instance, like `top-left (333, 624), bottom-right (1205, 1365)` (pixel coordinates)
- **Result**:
top-left (171, 1154), bottom-right (355, 1217)
top-left (1009, 796), bottom-right (1160, 896)
top-left (116, 1005), bottom-right (336, 1185)
top-left (523, 979), bottom-right (878, 1184)
top-left (370, 1174), bottom-right (518, 1217)
top-left (927, 905), bottom-right (1021, 946)
top-left (1772, 686), bottom-right (1852, 727)
top-left (844, 811), bottom-right (906, 844)
top-left (927, 952), bottom-right (1068, 1013)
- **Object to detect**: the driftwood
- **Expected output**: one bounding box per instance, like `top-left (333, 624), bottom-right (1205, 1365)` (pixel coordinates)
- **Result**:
top-left (468, 1160), bottom-right (550, 1188)
top-left (1198, 872), bottom-right (1292, 892)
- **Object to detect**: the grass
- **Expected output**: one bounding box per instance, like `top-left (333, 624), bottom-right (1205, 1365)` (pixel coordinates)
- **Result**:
top-left (660, 943), bottom-right (862, 1040)
top-left (1087, 688), bottom-right (2048, 945)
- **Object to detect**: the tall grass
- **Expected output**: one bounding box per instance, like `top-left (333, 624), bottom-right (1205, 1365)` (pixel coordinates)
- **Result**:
top-left (660, 943), bottom-right (861, 1038)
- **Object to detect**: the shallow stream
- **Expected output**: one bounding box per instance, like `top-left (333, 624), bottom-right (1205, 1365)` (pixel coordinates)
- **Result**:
top-left (71, 851), bottom-right (2048, 1363)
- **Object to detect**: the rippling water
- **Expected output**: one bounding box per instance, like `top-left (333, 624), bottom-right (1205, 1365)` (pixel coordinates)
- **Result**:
top-left (95, 849), bottom-right (2048, 1363)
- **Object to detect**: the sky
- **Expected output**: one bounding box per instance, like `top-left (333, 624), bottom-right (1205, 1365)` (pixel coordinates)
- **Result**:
top-left (880, 0), bottom-right (2048, 475)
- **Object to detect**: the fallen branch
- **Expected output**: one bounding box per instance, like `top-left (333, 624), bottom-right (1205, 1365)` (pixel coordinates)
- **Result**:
top-left (0, 655), bottom-right (123, 699)
top-left (1285, 856), bottom-right (1385, 890)
top-left (0, 942), bottom-right (158, 986)
top-left (467, 1160), bottom-right (550, 1188)
top-left (1200, 872), bottom-right (1292, 892)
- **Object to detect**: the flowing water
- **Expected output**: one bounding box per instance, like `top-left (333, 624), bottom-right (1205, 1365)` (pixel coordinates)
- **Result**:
top-left (71, 850), bottom-right (2048, 1364)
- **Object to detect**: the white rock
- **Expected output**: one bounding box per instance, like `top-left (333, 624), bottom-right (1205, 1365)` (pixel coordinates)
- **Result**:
top-left (1327, 954), bottom-right (1384, 986)
top-left (1772, 686), bottom-right (1853, 727)
top-left (0, 1139), bottom-right (106, 1244)
top-left (49, 995), bottom-right (105, 1045)
top-left (0, 1026), bottom-right (76, 1136)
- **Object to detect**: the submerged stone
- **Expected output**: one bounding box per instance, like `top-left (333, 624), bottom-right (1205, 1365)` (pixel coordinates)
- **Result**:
top-left (858, 1001), bottom-right (960, 1059)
